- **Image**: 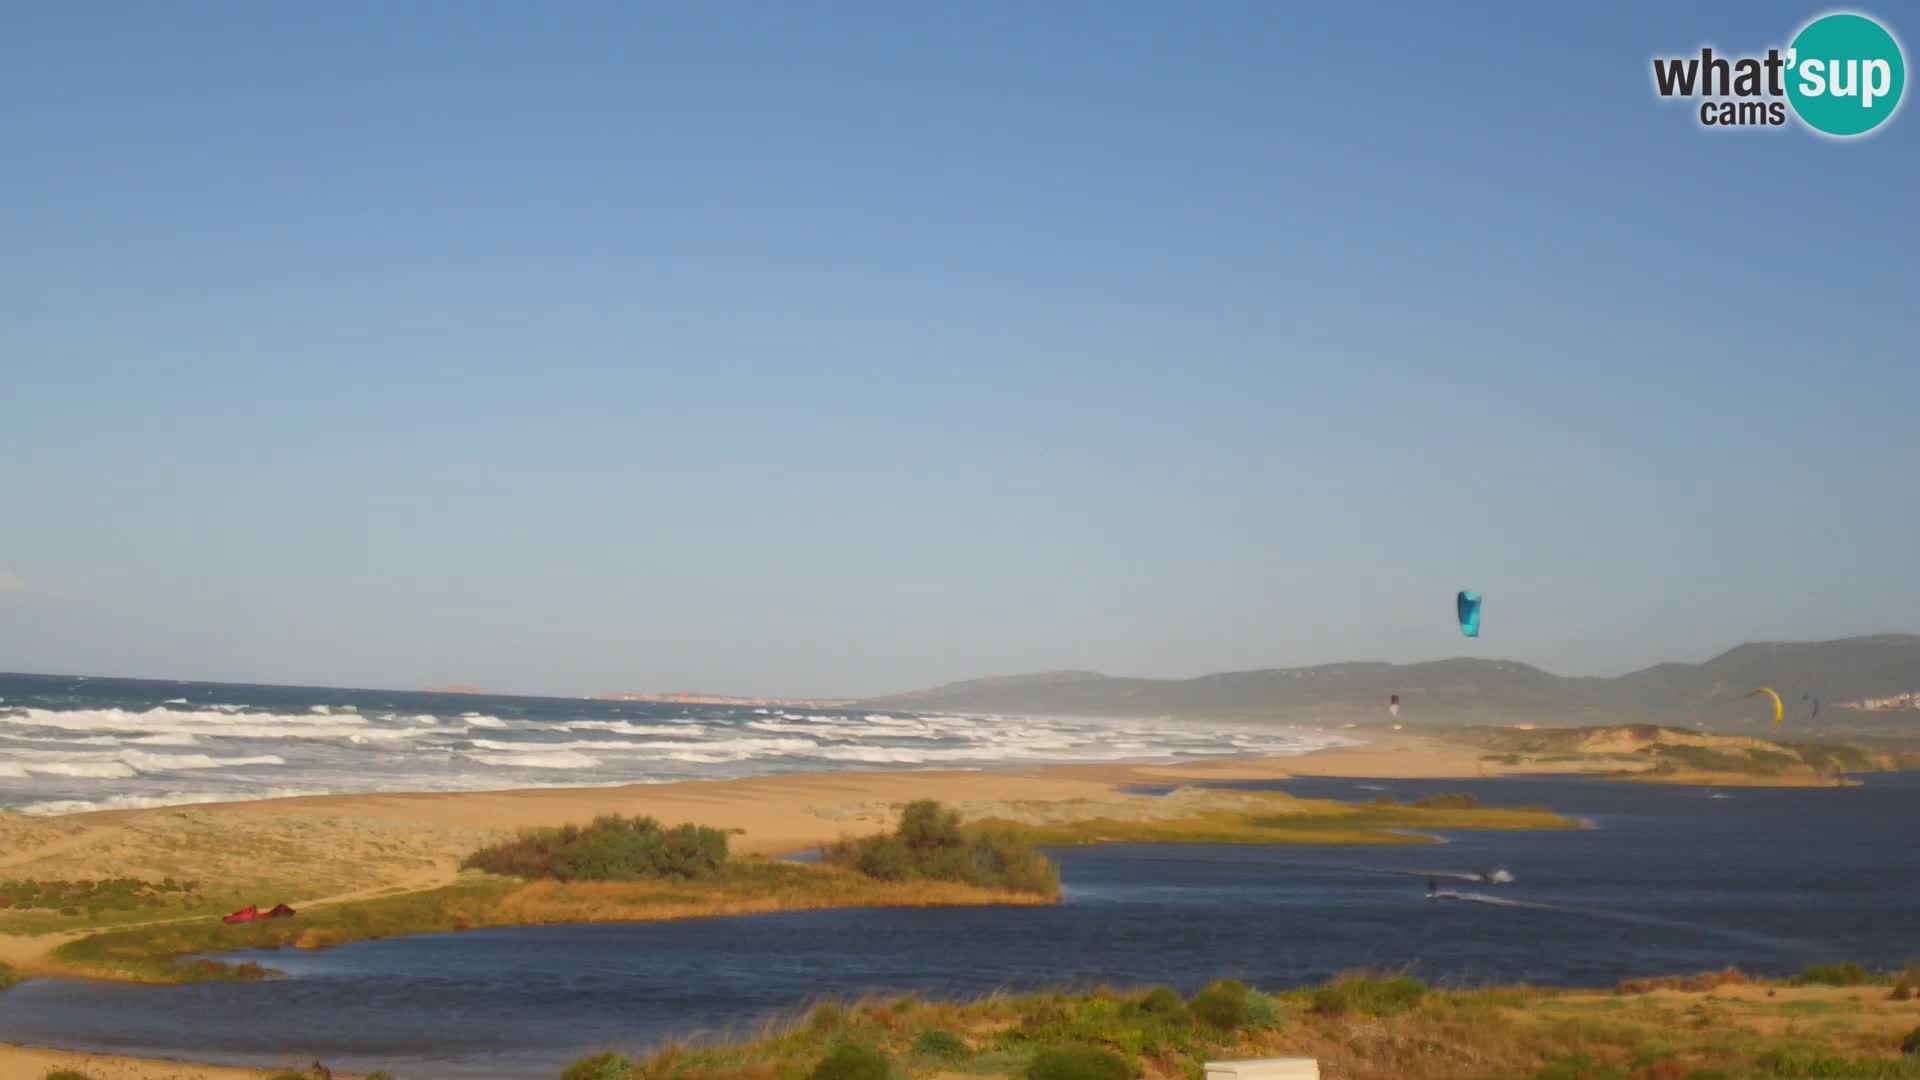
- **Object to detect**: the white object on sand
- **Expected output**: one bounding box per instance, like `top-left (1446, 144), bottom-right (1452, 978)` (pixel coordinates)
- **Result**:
top-left (1206, 1058), bottom-right (1321, 1080)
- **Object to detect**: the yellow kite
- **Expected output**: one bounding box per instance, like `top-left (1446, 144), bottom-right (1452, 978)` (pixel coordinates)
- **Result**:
top-left (1747, 686), bottom-right (1784, 729)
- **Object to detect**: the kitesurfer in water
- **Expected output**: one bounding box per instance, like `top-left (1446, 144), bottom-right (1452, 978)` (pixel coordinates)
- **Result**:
top-left (1427, 877), bottom-right (1438, 897)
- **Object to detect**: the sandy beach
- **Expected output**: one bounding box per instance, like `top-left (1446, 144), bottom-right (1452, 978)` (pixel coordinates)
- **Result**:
top-left (0, 1042), bottom-right (309, 1079)
top-left (0, 736), bottom-right (1496, 967)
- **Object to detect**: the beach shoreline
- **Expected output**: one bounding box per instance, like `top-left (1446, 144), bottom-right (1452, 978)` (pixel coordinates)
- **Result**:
top-left (0, 734), bottom-right (1905, 1079)
top-left (0, 732), bottom-right (1851, 976)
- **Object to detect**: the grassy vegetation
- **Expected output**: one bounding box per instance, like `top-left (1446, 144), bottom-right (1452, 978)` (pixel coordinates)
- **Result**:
top-left (558, 972), bottom-right (1920, 1080)
top-left (822, 800), bottom-right (1060, 896)
top-left (0, 875), bottom-right (234, 937)
top-left (1794, 963), bottom-right (1878, 988)
top-left (463, 815), bottom-right (734, 882)
top-left (1310, 974), bottom-right (1427, 1016)
top-left (0, 961), bottom-right (21, 991)
top-left (810, 1042), bottom-right (891, 1080)
top-left (975, 791), bottom-right (1580, 848)
top-left (0, 876), bottom-right (202, 915)
top-left (1645, 744), bottom-right (1804, 778)
top-left (1790, 743), bottom-right (1881, 774)
top-left (1450, 724), bottom-right (1908, 786)
top-left (50, 804), bottom-right (1060, 982)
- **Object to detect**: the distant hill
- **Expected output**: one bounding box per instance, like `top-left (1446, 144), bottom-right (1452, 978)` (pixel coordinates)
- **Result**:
top-left (865, 634), bottom-right (1920, 736)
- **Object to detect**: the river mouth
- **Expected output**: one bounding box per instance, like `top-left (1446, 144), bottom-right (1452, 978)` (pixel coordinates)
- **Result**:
top-left (3, 774), bottom-right (1915, 1079)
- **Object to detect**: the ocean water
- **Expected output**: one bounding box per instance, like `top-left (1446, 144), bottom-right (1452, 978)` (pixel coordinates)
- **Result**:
top-left (0, 673), bottom-right (1348, 814)
top-left (2, 774), bottom-right (1914, 1079)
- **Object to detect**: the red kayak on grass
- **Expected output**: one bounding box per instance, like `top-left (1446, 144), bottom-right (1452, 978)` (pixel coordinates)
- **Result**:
top-left (222, 906), bottom-right (260, 925)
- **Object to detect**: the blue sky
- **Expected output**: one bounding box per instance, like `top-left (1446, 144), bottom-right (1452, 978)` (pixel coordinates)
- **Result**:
top-left (2, 2), bottom-right (1914, 697)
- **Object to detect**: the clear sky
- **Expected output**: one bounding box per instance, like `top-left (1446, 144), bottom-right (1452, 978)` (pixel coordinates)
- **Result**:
top-left (2, 2), bottom-right (1914, 698)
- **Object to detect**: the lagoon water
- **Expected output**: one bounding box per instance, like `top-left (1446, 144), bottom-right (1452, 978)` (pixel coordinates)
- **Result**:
top-left (2, 774), bottom-right (1915, 1079)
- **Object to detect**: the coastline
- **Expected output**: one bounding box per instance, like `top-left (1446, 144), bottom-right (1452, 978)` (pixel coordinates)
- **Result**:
top-left (0, 732), bottom-right (1856, 979)
top-left (0, 733), bottom-right (1907, 1079)
top-left (0, 736), bottom-right (1513, 975)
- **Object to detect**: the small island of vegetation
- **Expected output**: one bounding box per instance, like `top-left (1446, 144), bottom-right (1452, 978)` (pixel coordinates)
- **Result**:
top-left (45, 801), bottom-right (1061, 984)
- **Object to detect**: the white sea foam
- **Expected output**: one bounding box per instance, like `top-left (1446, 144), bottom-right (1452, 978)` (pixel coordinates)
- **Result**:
top-left (563, 720), bottom-right (699, 736)
top-left (2, 693), bottom-right (1357, 816)
top-left (0, 747), bottom-right (284, 776)
top-left (163, 697), bottom-right (188, 704)
top-left (15, 788), bottom-right (331, 816)
top-left (0, 707), bottom-right (435, 742)
top-left (1, 760), bottom-right (138, 779)
top-left (466, 750), bottom-right (603, 770)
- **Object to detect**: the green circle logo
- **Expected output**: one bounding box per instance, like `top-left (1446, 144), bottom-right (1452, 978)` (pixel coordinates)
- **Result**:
top-left (1786, 12), bottom-right (1906, 136)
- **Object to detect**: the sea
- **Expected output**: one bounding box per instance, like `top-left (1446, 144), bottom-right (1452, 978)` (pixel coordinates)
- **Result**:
top-left (1, 774), bottom-right (1916, 1078)
top-left (0, 672), bottom-right (1349, 815)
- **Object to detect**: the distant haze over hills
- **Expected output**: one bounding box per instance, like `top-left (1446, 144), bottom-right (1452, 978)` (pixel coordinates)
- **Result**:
top-left (864, 635), bottom-right (1920, 736)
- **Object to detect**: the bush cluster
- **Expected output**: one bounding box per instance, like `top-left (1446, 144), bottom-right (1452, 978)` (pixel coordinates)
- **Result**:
top-left (1310, 974), bottom-right (1426, 1016)
top-left (912, 1029), bottom-right (969, 1060)
top-left (1792, 962), bottom-right (1873, 987)
top-left (0, 877), bottom-right (198, 914)
top-left (823, 800), bottom-right (1058, 895)
top-left (462, 815), bottom-right (730, 882)
top-left (811, 1042), bottom-right (890, 1080)
top-left (1027, 1044), bottom-right (1133, 1080)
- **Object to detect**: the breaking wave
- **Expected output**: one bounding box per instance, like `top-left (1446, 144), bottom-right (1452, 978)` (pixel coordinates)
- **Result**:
top-left (0, 686), bottom-right (1356, 815)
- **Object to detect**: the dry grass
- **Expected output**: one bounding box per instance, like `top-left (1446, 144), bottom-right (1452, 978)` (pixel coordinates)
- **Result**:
top-left (589, 978), bottom-right (1920, 1080)
top-left (968, 789), bottom-right (1581, 847)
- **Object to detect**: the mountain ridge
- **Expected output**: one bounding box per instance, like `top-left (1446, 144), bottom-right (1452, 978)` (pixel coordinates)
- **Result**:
top-left (863, 634), bottom-right (1920, 735)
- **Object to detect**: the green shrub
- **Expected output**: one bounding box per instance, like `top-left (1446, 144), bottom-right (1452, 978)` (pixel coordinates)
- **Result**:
top-left (810, 1042), bottom-right (890, 1080)
top-left (1137, 985), bottom-right (1188, 1019)
top-left (463, 815), bottom-right (729, 882)
top-left (1, 877), bottom-right (197, 914)
top-left (1026, 1044), bottom-right (1133, 1080)
top-left (834, 835), bottom-right (915, 881)
top-left (0, 962), bottom-right (22, 991)
top-left (808, 1004), bottom-right (846, 1033)
top-left (44, 1071), bottom-right (93, 1080)
top-left (1752, 1049), bottom-right (1920, 1077)
top-left (1243, 989), bottom-right (1283, 1031)
top-left (1905, 1026), bottom-right (1920, 1056)
top-left (268, 1074), bottom-right (311, 1080)
top-left (1527, 1056), bottom-right (1625, 1080)
top-left (1189, 979), bottom-right (1250, 1030)
top-left (1310, 975), bottom-right (1425, 1017)
top-left (363, 1073), bottom-right (395, 1080)
top-left (822, 801), bottom-right (1058, 895)
top-left (899, 800), bottom-right (965, 851)
top-left (1412, 792), bottom-right (1483, 810)
top-left (561, 1052), bottom-right (636, 1080)
top-left (1793, 963), bottom-right (1873, 987)
top-left (1892, 983), bottom-right (1914, 1002)
top-left (914, 1029), bottom-right (970, 1060)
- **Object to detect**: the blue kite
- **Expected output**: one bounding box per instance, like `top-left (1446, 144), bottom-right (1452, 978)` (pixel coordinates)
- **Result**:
top-left (1457, 591), bottom-right (1483, 638)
